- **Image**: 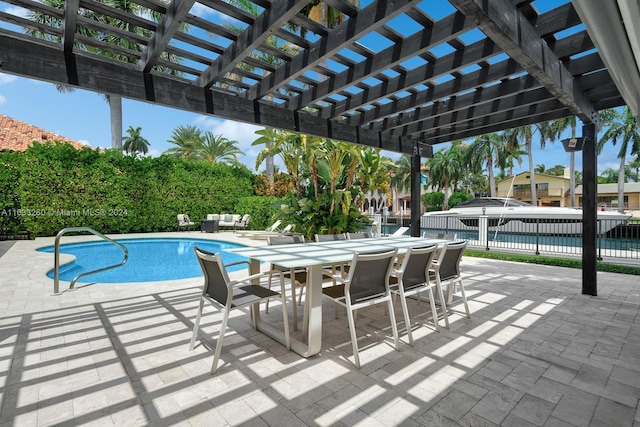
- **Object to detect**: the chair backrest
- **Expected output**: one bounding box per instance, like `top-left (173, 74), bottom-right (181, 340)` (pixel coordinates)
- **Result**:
top-left (265, 220), bottom-right (282, 232)
top-left (239, 214), bottom-right (251, 225)
top-left (398, 245), bottom-right (438, 288)
top-left (347, 232), bottom-right (373, 240)
top-left (315, 233), bottom-right (347, 242)
top-left (391, 227), bottom-right (409, 236)
top-left (438, 241), bottom-right (467, 281)
top-left (207, 214), bottom-right (221, 221)
top-left (423, 232), bottom-right (457, 240)
top-left (346, 249), bottom-right (397, 303)
top-left (177, 214), bottom-right (191, 225)
top-left (267, 235), bottom-right (305, 272)
top-left (193, 247), bottom-right (232, 305)
top-left (267, 235), bottom-right (305, 246)
top-left (177, 214), bottom-right (185, 223)
top-left (279, 224), bottom-right (294, 233)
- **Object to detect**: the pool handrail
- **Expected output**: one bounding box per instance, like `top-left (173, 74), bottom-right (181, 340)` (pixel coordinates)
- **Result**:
top-left (53, 227), bottom-right (128, 295)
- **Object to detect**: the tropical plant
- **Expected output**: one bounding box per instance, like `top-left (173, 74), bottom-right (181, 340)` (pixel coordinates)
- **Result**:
top-left (192, 133), bottom-right (244, 165)
top-left (426, 147), bottom-right (464, 210)
top-left (505, 122), bottom-right (559, 205)
top-left (165, 125), bottom-right (204, 158)
top-left (597, 107), bottom-right (640, 213)
top-left (550, 116), bottom-right (578, 206)
top-left (464, 132), bottom-right (506, 198)
top-left (389, 154), bottom-right (412, 214)
top-left (122, 126), bottom-right (150, 156)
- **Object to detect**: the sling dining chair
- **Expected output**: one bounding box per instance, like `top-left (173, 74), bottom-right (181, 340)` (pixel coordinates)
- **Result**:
top-left (190, 247), bottom-right (290, 374)
top-left (266, 235), bottom-right (307, 331)
top-left (321, 249), bottom-right (399, 368)
top-left (389, 244), bottom-right (442, 345)
top-left (429, 241), bottom-right (470, 326)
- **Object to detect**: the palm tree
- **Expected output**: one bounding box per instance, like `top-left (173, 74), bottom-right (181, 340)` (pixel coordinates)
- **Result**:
top-left (165, 125), bottom-right (203, 158)
top-left (193, 133), bottom-right (245, 165)
top-left (534, 164), bottom-right (546, 173)
top-left (505, 122), bottom-right (558, 206)
top-left (426, 148), bottom-right (464, 210)
top-left (550, 116), bottom-right (578, 206)
top-left (122, 126), bottom-right (150, 156)
top-left (389, 154), bottom-right (412, 214)
top-left (27, 0), bottom-right (184, 148)
top-left (464, 132), bottom-right (506, 198)
top-left (597, 107), bottom-right (640, 213)
top-left (357, 148), bottom-right (391, 209)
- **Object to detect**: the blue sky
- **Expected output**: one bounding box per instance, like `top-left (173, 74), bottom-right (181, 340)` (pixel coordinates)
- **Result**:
top-left (0, 0), bottom-right (629, 175)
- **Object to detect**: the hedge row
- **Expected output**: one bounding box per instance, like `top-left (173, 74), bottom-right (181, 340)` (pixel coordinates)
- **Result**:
top-left (0, 142), bottom-right (269, 237)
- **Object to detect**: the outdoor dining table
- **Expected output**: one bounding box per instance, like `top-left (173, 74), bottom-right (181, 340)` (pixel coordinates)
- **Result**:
top-left (225, 236), bottom-right (449, 358)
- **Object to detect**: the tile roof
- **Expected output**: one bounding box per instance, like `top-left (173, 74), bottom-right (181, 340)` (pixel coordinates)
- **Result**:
top-left (0, 114), bottom-right (88, 152)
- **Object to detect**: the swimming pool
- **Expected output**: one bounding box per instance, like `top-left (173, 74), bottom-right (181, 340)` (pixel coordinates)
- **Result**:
top-left (37, 238), bottom-right (250, 283)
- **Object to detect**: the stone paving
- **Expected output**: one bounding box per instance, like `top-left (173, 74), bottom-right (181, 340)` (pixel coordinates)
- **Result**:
top-left (0, 232), bottom-right (639, 426)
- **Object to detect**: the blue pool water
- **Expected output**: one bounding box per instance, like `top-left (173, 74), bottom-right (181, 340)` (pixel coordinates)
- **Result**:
top-left (37, 238), bottom-right (249, 283)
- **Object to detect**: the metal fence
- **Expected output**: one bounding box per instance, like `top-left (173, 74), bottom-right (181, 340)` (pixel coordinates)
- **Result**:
top-left (375, 214), bottom-right (640, 262)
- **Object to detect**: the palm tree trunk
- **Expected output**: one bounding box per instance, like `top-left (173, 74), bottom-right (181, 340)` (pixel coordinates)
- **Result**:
top-left (265, 141), bottom-right (274, 187)
top-left (569, 124), bottom-right (577, 207)
top-left (110, 95), bottom-right (123, 149)
top-left (488, 157), bottom-right (496, 197)
top-left (570, 152), bottom-right (576, 207)
top-left (527, 139), bottom-right (537, 205)
top-left (618, 156), bottom-right (626, 213)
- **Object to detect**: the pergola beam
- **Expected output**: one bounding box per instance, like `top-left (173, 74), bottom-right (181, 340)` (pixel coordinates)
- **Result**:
top-left (252, 0), bottom-right (419, 100)
top-left (195, 0), bottom-right (310, 88)
top-left (448, 0), bottom-right (599, 124)
top-left (139, 0), bottom-right (197, 74)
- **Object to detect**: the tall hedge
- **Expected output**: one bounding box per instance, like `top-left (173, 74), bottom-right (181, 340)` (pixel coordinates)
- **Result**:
top-left (4, 142), bottom-right (255, 237)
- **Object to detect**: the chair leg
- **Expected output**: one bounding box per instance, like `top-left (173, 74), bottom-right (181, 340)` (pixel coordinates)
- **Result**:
top-left (280, 292), bottom-right (291, 350)
top-left (346, 307), bottom-right (360, 369)
top-left (458, 279), bottom-right (471, 319)
top-left (189, 298), bottom-right (205, 351)
top-left (398, 290), bottom-right (414, 345)
top-left (387, 298), bottom-right (400, 351)
top-left (426, 287), bottom-right (440, 332)
top-left (211, 305), bottom-right (231, 374)
top-left (435, 277), bottom-right (450, 329)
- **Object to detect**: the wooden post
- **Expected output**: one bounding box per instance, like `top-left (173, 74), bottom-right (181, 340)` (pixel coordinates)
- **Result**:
top-left (410, 143), bottom-right (422, 237)
top-left (582, 123), bottom-right (597, 295)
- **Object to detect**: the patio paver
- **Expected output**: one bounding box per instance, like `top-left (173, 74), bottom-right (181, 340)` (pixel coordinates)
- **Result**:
top-left (0, 232), bottom-right (638, 426)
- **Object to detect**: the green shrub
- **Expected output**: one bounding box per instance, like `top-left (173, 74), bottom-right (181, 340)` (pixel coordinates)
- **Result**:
top-left (234, 196), bottom-right (280, 230)
top-left (448, 191), bottom-right (473, 208)
top-left (0, 150), bottom-right (25, 235)
top-left (14, 142), bottom-right (254, 236)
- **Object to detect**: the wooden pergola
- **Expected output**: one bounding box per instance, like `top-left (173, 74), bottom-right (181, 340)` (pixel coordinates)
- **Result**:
top-left (1, 0), bottom-right (639, 294)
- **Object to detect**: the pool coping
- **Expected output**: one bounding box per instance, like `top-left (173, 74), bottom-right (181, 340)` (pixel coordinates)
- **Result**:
top-left (5, 231), bottom-right (267, 294)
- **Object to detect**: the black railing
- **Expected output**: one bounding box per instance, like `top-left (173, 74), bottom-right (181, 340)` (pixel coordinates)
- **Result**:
top-left (374, 214), bottom-right (640, 261)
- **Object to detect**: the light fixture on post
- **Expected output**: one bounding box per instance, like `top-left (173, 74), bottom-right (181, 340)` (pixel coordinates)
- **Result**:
top-left (561, 137), bottom-right (584, 152)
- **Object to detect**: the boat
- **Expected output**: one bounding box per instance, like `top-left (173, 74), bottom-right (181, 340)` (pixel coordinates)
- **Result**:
top-left (421, 197), bottom-right (632, 235)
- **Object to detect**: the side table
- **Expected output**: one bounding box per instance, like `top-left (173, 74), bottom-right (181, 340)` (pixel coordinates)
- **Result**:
top-left (200, 220), bottom-right (219, 233)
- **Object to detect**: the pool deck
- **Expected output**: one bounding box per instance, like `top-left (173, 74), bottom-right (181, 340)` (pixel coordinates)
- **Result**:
top-left (0, 231), bottom-right (639, 426)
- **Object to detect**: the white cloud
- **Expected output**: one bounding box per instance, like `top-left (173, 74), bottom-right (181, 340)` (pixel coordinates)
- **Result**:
top-left (77, 139), bottom-right (90, 146)
top-left (0, 95), bottom-right (6, 105)
top-left (0, 73), bottom-right (17, 85)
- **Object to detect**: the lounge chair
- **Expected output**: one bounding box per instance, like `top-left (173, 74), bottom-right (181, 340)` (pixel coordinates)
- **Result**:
top-left (177, 214), bottom-right (195, 231)
top-left (391, 226), bottom-right (409, 237)
top-left (249, 224), bottom-right (295, 240)
top-left (233, 214), bottom-right (251, 230)
top-left (235, 220), bottom-right (282, 238)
